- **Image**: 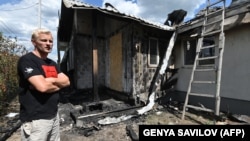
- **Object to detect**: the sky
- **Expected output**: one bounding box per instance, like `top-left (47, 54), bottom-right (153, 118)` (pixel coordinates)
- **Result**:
top-left (0, 0), bottom-right (232, 62)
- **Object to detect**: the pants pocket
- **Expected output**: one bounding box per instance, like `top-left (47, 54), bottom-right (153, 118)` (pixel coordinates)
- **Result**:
top-left (22, 122), bottom-right (32, 136)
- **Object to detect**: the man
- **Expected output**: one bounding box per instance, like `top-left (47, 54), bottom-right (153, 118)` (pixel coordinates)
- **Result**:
top-left (17, 28), bottom-right (70, 141)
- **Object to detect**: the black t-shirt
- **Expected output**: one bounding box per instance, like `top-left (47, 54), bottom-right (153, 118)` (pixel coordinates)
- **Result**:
top-left (17, 52), bottom-right (60, 122)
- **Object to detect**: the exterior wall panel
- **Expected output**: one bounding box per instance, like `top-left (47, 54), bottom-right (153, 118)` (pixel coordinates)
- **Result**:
top-left (109, 33), bottom-right (123, 91)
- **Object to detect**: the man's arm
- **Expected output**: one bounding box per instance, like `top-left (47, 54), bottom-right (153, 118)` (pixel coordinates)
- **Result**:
top-left (28, 75), bottom-right (60, 93)
top-left (28, 73), bottom-right (70, 93)
top-left (53, 73), bottom-right (70, 88)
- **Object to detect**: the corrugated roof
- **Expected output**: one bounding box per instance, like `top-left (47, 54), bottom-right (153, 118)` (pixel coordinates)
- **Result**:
top-left (177, 1), bottom-right (250, 33)
top-left (62, 0), bottom-right (175, 31)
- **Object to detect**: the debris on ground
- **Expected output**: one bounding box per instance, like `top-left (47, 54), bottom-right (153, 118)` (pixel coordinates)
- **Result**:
top-left (2, 95), bottom-right (250, 141)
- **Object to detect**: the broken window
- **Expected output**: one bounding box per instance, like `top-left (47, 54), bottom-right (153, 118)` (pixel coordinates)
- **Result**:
top-left (184, 39), bottom-right (197, 65)
top-left (199, 38), bottom-right (215, 65)
top-left (148, 38), bottom-right (159, 67)
top-left (183, 38), bottom-right (215, 65)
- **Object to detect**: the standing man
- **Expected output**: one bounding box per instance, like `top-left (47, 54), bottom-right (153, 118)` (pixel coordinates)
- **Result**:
top-left (17, 28), bottom-right (70, 141)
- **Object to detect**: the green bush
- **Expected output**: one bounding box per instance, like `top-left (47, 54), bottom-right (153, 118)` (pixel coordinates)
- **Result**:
top-left (0, 33), bottom-right (28, 115)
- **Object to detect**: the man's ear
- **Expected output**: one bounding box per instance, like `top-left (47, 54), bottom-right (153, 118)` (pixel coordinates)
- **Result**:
top-left (31, 40), bottom-right (36, 45)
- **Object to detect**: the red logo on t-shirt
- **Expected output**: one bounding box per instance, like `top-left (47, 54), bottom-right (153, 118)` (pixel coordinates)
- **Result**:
top-left (42, 65), bottom-right (58, 78)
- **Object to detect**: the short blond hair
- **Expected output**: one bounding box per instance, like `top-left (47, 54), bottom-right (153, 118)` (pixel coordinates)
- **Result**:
top-left (31, 28), bottom-right (52, 41)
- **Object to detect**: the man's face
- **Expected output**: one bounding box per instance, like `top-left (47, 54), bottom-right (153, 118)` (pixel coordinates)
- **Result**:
top-left (32, 33), bottom-right (53, 53)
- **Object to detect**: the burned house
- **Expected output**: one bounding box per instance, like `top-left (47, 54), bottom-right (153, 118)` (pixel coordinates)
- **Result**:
top-left (57, 0), bottom-right (176, 110)
top-left (3, 1), bottom-right (250, 140)
top-left (168, 0), bottom-right (250, 116)
top-left (57, 0), bottom-right (250, 119)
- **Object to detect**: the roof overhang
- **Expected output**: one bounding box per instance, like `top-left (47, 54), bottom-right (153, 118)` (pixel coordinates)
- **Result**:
top-left (177, 1), bottom-right (250, 34)
top-left (58, 0), bottom-right (175, 43)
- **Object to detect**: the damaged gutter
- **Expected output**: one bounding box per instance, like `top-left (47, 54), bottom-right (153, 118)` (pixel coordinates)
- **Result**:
top-left (137, 31), bottom-right (177, 115)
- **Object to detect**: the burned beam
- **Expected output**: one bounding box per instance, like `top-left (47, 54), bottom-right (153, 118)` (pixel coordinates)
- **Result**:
top-left (77, 105), bottom-right (143, 119)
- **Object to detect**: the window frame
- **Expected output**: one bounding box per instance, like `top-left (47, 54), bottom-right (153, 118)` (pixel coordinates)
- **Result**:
top-left (183, 39), bottom-right (197, 65)
top-left (183, 37), bottom-right (215, 66)
top-left (147, 37), bottom-right (159, 67)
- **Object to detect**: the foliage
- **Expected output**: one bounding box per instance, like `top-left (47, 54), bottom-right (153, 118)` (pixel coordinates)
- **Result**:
top-left (0, 32), bottom-right (28, 115)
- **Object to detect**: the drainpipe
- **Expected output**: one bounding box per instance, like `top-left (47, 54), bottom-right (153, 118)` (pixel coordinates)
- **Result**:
top-left (137, 31), bottom-right (177, 115)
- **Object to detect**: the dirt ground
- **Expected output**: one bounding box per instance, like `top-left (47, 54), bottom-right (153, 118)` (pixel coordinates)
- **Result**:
top-left (4, 109), bottom-right (216, 141)
top-left (1, 95), bottom-right (247, 141)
